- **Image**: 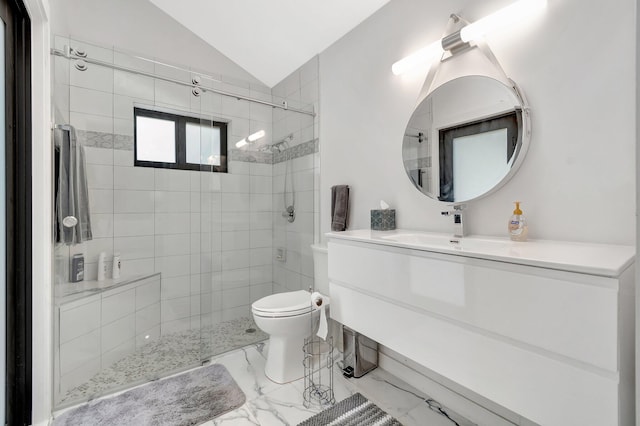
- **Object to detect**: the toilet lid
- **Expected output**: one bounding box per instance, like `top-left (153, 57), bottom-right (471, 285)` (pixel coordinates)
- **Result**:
top-left (252, 290), bottom-right (313, 317)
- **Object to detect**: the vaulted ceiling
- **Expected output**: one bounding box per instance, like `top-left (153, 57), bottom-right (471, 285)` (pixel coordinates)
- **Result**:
top-left (148, 0), bottom-right (391, 87)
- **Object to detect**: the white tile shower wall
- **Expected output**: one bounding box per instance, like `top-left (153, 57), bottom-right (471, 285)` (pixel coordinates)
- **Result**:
top-left (271, 56), bottom-right (320, 295)
top-left (56, 275), bottom-right (161, 397)
top-left (54, 37), bottom-right (275, 340)
top-left (80, 152), bottom-right (274, 333)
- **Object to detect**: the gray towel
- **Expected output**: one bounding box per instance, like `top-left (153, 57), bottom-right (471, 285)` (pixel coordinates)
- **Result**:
top-left (331, 185), bottom-right (349, 232)
top-left (55, 125), bottom-right (93, 245)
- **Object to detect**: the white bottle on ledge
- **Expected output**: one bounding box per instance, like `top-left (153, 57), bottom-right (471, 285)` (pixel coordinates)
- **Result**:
top-left (97, 252), bottom-right (106, 281)
top-left (112, 252), bottom-right (121, 280)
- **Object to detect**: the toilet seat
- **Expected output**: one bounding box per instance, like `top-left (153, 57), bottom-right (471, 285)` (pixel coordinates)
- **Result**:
top-left (252, 290), bottom-right (315, 318)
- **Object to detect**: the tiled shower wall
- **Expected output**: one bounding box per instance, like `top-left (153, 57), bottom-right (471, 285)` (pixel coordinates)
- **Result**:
top-left (53, 37), bottom-right (278, 335)
top-left (271, 57), bottom-right (320, 294)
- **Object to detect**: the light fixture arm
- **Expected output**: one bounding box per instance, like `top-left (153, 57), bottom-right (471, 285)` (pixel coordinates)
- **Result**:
top-left (414, 14), bottom-right (471, 106)
top-left (440, 13), bottom-right (471, 55)
top-left (441, 29), bottom-right (468, 54)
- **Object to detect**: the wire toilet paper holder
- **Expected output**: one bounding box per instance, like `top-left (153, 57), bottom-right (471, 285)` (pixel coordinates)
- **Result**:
top-left (302, 288), bottom-right (335, 409)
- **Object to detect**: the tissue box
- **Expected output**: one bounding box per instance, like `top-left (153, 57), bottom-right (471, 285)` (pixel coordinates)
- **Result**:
top-left (371, 209), bottom-right (396, 231)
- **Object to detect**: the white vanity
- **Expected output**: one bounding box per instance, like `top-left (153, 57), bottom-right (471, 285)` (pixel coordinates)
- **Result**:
top-left (327, 230), bottom-right (635, 425)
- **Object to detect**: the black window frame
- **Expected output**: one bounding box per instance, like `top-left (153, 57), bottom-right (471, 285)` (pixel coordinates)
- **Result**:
top-left (438, 110), bottom-right (520, 202)
top-left (133, 107), bottom-right (228, 173)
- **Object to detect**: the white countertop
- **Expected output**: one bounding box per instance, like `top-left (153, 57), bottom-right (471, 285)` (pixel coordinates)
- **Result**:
top-left (326, 229), bottom-right (635, 277)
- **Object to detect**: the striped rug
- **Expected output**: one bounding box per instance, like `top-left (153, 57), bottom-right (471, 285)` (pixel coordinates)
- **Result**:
top-left (298, 393), bottom-right (402, 426)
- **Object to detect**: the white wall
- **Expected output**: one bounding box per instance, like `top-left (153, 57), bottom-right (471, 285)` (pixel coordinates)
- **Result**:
top-left (319, 0), bottom-right (636, 245)
top-left (50, 0), bottom-right (264, 87)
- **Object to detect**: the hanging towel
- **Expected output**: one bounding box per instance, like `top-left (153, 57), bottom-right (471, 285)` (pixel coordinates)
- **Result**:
top-left (331, 185), bottom-right (349, 232)
top-left (55, 125), bottom-right (93, 245)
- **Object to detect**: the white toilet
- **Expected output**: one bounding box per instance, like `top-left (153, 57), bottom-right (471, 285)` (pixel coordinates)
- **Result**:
top-left (251, 244), bottom-right (329, 383)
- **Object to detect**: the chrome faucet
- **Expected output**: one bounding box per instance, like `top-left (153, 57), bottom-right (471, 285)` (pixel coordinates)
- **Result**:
top-left (441, 205), bottom-right (467, 238)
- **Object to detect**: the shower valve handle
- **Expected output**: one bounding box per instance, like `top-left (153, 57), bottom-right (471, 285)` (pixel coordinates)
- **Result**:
top-left (282, 206), bottom-right (295, 223)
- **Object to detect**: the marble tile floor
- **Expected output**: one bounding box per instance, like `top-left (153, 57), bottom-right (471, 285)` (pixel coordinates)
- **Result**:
top-left (55, 339), bottom-right (477, 426)
top-left (57, 316), bottom-right (268, 407)
top-left (203, 342), bottom-right (476, 426)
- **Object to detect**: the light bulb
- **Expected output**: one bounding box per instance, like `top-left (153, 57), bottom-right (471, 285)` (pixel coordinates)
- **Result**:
top-left (460, 0), bottom-right (547, 43)
top-left (392, 40), bottom-right (444, 75)
top-left (235, 138), bottom-right (247, 148)
top-left (248, 129), bottom-right (266, 142)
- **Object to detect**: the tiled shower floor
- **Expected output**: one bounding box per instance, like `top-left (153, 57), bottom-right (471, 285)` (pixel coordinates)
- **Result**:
top-left (57, 316), bottom-right (268, 406)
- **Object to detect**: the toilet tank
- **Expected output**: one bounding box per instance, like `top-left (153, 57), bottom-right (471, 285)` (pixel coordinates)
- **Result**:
top-left (311, 244), bottom-right (329, 294)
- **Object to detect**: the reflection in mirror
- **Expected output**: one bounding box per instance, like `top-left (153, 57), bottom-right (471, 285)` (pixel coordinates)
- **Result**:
top-left (403, 75), bottom-right (528, 203)
top-left (440, 111), bottom-right (519, 201)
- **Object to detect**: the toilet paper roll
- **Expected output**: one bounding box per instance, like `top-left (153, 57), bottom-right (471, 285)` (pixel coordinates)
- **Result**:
top-left (311, 291), bottom-right (329, 340)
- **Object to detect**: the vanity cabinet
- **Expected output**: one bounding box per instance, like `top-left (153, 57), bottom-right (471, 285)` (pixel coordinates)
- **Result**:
top-left (328, 231), bottom-right (634, 426)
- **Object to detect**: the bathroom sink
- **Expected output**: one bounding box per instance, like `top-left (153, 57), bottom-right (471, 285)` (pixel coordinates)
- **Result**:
top-left (379, 232), bottom-right (510, 252)
top-left (455, 237), bottom-right (511, 251)
top-left (327, 229), bottom-right (636, 278)
top-left (379, 233), bottom-right (454, 247)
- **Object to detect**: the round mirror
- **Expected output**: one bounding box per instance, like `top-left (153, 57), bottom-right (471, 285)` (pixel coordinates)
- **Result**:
top-left (402, 75), bottom-right (530, 203)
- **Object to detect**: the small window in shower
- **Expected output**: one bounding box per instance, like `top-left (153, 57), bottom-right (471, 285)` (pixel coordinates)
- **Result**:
top-left (134, 107), bottom-right (228, 172)
top-left (136, 115), bottom-right (176, 163)
top-left (186, 122), bottom-right (221, 166)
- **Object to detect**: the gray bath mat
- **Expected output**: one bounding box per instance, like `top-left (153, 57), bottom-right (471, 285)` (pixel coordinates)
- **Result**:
top-left (54, 364), bottom-right (245, 426)
top-left (298, 392), bottom-right (402, 426)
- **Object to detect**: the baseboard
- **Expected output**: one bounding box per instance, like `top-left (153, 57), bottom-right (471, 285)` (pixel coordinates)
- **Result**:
top-left (378, 347), bottom-right (526, 426)
top-left (32, 417), bottom-right (52, 426)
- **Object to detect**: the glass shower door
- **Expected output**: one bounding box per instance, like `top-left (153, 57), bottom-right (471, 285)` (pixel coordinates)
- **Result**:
top-left (52, 40), bottom-right (214, 408)
top-left (198, 89), bottom-right (269, 362)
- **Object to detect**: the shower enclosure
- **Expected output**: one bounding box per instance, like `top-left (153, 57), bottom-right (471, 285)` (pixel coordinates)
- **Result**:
top-left (51, 36), bottom-right (319, 409)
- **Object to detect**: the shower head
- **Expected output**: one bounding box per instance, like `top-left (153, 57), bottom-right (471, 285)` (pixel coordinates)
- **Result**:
top-left (259, 144), bottom-right (282, 153)
top-left (273, 134), bottom-right (294, 152)
top-left (259, 134), bottom-right (294, 153)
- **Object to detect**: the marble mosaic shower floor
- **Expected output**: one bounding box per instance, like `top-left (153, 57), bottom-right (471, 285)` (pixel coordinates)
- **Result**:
top-left (57, 316), bottom-right (268, 406)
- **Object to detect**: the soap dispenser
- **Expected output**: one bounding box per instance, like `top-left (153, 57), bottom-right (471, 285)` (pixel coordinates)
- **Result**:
top-left (508, 201), bottom-right (528, 241)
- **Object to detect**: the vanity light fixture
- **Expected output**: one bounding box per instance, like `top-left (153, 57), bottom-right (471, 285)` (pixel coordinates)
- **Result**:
top-left (391, 0), bottom-right (547, 75)
top-left (235, 129), bottom-right (266, 148)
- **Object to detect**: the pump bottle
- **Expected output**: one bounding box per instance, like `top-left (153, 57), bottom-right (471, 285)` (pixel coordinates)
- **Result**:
top-left (508, 201), bottom-right (528, 241)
